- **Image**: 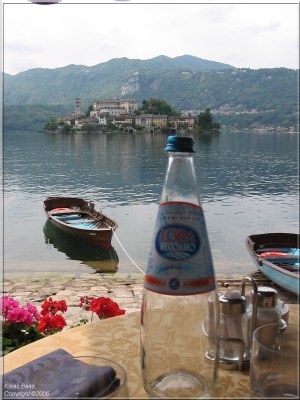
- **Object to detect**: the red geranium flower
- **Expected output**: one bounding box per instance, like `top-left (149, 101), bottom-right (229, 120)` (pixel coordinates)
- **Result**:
top-left (37, 298), bottom-right (68, 335)
top-left (79, 296), bottom-right (125, 321)
top-left (1, 294), bottom-right (126, 354)
top-left (90, 297), bottom-right (125, 320)
top-left (41, 297), bottom-right (67, 316)
top-left (79, 296), bottom-right (92, 311)
top-left (37, 312), bottom-right (67, 335)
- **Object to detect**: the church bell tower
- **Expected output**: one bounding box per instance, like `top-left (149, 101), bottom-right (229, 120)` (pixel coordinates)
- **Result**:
top-left (75, 98), bottom-right (81, 117)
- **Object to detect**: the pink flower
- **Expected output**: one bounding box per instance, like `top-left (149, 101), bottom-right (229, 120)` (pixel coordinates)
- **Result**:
top-left (1, 296), bottom-right (20, 316)
top-left (23, 312), bottom-right (35, 326)
top-left (7, 308), bottom-right (29, 325)
top-left (2, 294), bottom-right (126, 356)
top-left (26, 303), bottom-right (40, 320)
top-left (1, 296), bottom-right (41, 326)
top-left (1, 296), bottom-right (68, 355)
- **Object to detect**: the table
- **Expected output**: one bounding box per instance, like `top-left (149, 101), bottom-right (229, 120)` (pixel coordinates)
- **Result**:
top-left (3, 304), bottom-right (299, 399)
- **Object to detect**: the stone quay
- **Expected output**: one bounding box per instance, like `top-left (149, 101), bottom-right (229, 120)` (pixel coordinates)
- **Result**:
top-left (3, 270), bottom-right (298, 329)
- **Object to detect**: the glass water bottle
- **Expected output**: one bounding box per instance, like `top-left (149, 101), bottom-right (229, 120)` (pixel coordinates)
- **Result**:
top-left (140, 135), bottom-right (219, 398)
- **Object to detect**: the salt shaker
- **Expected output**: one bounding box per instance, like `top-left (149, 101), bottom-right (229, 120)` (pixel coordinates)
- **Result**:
top-left (219, 290), bottom-right (250, 370)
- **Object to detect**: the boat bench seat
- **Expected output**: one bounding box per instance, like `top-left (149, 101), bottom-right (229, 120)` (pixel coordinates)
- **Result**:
top-left (68, 222), bottom-right (96, 229)
top-left (66, 219), bottom-right (95, 224)
top-left (261, 257), bottom-right (300, 271)
top-left (275, 263), bottom-right (300, 272)
top-left (53, 214), bottom-right (82, 221)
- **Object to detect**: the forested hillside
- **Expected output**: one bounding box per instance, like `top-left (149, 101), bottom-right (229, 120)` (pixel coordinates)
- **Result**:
top-left (4, 105), bottom-right (70, 132)
top-left (4, 55), bottom-right (298, 131)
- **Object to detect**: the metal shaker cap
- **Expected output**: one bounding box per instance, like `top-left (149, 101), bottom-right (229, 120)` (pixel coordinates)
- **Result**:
top-left (251, 286), bottom-right (278, 308)
top-left (219, 290), bottom-right (246, 315)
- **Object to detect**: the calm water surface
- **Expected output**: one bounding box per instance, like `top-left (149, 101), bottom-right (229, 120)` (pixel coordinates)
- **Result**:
top-left (3, 131), bottom-right (299, 276)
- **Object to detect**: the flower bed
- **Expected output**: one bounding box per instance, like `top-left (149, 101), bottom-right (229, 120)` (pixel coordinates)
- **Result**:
top-left (1, 295), bottom-right (125, 355)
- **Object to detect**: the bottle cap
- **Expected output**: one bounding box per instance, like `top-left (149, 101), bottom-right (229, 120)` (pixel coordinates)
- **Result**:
top-left (165, 135), bottom-right (195, 153)
top-left (219, 290), bottom-right (246, 315)
top-left (251, 286), bottom-right (278, 308)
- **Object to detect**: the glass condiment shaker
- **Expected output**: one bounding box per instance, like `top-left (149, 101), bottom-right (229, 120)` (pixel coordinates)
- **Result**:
top-left (248, 286), bottom-right (282, 328)
top-left (219, 290), bottom-right (250, 370)
top-left (247, 286), bottom-right (282, 345)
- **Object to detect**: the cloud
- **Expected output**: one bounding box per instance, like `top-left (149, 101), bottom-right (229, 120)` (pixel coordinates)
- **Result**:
top-left (3, 2), bottom-right (299, 74)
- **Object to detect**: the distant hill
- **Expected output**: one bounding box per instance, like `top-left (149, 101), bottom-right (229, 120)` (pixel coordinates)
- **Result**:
top-left (3, 55), bottom-right (299, 131)
top-left (4, 55), bottom-right (235, 107)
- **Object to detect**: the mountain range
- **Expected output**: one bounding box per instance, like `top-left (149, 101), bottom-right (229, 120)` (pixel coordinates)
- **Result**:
top-left (3, 55), bottom-right (299, 131)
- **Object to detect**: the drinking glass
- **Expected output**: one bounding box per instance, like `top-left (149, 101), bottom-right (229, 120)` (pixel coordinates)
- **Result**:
top-left (250, 323), bottom-right (299, 398)
top-left (34, 356), bottom-right (128, 399)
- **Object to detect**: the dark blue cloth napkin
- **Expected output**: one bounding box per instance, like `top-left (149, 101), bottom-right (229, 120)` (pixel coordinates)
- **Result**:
top-left (3, 349), bottom-right (120, 399)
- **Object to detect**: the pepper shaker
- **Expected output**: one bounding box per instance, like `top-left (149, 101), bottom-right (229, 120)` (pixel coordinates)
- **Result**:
top-left (247, 286), bottom-right (282, 337)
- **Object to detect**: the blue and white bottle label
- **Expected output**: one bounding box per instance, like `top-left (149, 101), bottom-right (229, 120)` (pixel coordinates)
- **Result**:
top-left (145, 202), bottom-right (216, 295)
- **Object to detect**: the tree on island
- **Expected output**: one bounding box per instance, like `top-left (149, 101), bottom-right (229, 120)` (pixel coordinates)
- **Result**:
top-left (139, 98), bottom-right (180, 116)
top-left (43, 116), bottom-right (58, 132)
top-left (197, 108), bottom-right (220, 133)
top-left (61, 123), bottom-right (75, 134)
top-left (86, 104), bottom-right (93, 117)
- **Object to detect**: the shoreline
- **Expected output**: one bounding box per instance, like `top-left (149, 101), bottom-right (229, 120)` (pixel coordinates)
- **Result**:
top-left (2, 271), bottom-right (298, 328)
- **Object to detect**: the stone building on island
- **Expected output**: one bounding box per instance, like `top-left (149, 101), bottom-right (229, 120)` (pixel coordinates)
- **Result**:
top-left (59, 98), bottom-right (195, 132)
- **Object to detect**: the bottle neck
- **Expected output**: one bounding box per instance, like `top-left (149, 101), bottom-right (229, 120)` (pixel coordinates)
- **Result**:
top-left (161, 151), bottom-right (201, 205)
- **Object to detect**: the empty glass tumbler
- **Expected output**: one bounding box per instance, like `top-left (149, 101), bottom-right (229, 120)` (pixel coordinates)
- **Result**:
top-left (250, 323), bottom-right (299, 398)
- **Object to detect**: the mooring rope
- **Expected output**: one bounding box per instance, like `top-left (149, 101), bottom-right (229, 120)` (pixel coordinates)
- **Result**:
top-left (112, 230), bottom-right (146, 275)
top-left (101, 218), bottom-right (146, 275)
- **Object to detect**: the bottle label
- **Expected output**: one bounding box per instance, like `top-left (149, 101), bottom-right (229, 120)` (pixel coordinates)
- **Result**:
top-left (145, 202), bottom-right (216, 295)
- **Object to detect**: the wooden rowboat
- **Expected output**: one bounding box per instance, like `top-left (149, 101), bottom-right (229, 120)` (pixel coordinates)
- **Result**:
top-left (245, 233), bottom-right (299, 295)
top-left (43, 197), bottom-right (118, 249)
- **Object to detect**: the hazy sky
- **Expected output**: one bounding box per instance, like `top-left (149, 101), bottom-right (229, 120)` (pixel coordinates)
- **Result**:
top-left (2, 0), bottom-right (299, 75)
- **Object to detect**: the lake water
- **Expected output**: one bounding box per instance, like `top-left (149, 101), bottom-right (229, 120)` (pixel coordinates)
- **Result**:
top-left (3, 130), bottom-right (299, 277)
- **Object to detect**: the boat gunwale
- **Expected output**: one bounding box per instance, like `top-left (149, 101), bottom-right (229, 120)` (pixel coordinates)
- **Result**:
top-left (255, 256), bottom-right (299, 278)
